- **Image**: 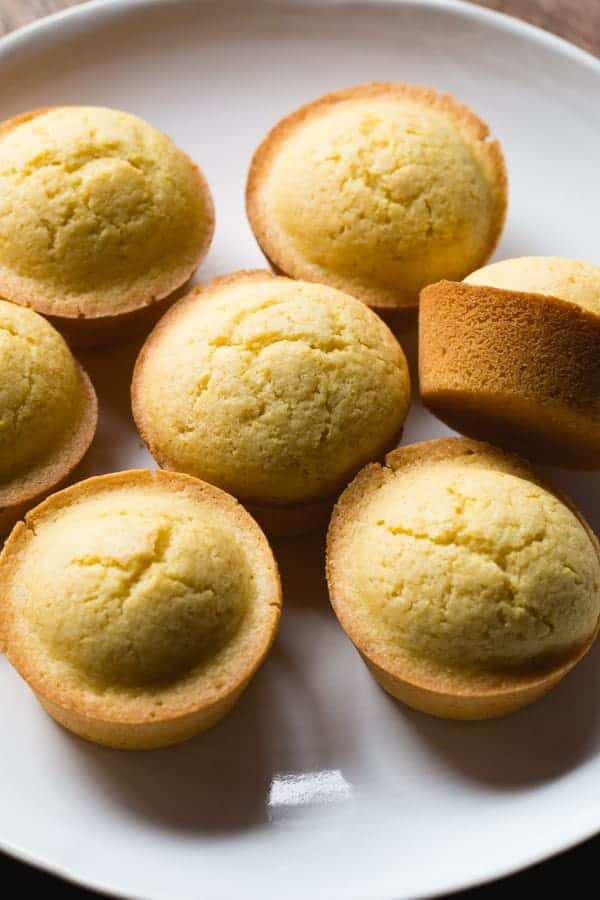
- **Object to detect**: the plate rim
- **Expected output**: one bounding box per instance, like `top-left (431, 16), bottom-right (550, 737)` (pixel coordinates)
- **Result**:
top-left (1, 0), bottom-right (600, 76)
top-left (0, 1), bottom-right (599, 898)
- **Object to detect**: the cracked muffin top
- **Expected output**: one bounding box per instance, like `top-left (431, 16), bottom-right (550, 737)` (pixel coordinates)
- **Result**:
top-left (0, 298), bottom-right (96, 523)
top-left (0, 106), bottom-right (214, 323)
top-left (327, 438), bottom-right (600, 675)
top-left (246, 82), bottom-right (507, 311)
top-left (131, 270), bottom-right (411, 509)
top-left (0, 470), bottom-right (281, 713)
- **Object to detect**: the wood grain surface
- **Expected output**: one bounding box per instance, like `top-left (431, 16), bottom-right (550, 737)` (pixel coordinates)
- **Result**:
top-left (0, 0), bottom-right (598, 55)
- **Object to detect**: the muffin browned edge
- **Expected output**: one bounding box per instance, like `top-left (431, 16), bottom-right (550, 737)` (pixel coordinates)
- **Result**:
top-left (246, 81), bottom-right (508, 315)
top-left (420, 280), bottom-right (600, 468)
top-left (0, 469), bottom-right (282, 749)
top-left (0, 106), bottom-right (215, 348)
top-left (131, 269), bottom-right (407, 537)
top-left (326, 437), bottom-right (600, 720)
top-left (0, 361), bottom-right (97, 538)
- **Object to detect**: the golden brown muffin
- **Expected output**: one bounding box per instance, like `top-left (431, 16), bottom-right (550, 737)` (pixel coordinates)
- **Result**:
top-left (326, 438), bottom-right (600, 720)
top-left (246, 82), bottom-right (507, 318)
top-left (420, 257), bottom-right (600, 467)
top-left (0, 106), bottom-right (214, 347)
top-left (132, 270), bottom-right (411, 536)
top-left (0, 298), bottom-right (97, 536)
top-left (0, 469), bottom-right (281, 750)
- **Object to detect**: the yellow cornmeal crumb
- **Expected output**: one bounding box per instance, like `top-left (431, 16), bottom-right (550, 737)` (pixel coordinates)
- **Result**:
top-left (138, 277), bottom-right (410, 505)
top-left (19, 487), bottom-right (253, 687)
top-left (343, 461), bottom-right (600, 671)
top-left (263, 99), bottom-right (501, 303)
top-left (0, 107), bottom-right (211, 316)
top-left (0, 299), bottom-right (83, 480)
top-left (465, 257), bottom-right (600, 315)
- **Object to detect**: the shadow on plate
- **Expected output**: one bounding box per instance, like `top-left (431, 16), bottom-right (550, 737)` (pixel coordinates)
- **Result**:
top-left (79, 338), bottom-right (145, 423)
top-left (272, 529), bottom-right (332, 612)
top-left (394, 642), bottom-right (600, 788)
top-left (61, 610), bottom-right (356, 834)
top-left (63, 661), bottom-right (280, 834)
top-left (69, 337), bottom-right (152, 480)
top-left (396, 321), bottom-right (418, 373)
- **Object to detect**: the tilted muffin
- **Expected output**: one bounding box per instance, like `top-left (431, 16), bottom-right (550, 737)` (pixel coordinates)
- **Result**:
top-left (132, 271), bottom-right (411, 536)
top-left (0, 470), bottom-right (281, 750)
top-left (420, 257), bottom-right (600, 467)
top-left (327, 438), bottom-right (600, 719)
top-left (246, 82), bottom-right (507, 317)
top-left (0, 299), bottom-right (97, 536)
top-left (0, 106), bottom-right (214, 347)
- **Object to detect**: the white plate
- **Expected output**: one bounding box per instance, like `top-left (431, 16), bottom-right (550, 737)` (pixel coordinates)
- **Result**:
top-left (1, 1), bottom-right (600, 898)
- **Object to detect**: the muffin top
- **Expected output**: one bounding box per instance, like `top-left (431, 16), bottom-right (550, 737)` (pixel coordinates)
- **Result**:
top-left (132, 271), bottom-right (410, 506)
top-left (247, 83), bottom-right (507, 309)
top-left (329, 443), bottom-right (600, 674)
top-left (0, 298), bottom-right (87, 487)
top-left (1, 471), bottom-right (279, 699)
top-left (0, 106), bottom-right (214, 319)
top-left (465, 257), bottom-right (600, 315)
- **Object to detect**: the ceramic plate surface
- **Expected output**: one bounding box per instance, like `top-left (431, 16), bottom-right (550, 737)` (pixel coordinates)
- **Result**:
top-left (1, 1), bottom-right (600, 898)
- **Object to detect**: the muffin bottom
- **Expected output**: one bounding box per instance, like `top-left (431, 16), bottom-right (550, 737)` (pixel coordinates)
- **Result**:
top-left (420, 281), bottom-right (600, 468)
top-left (36, 680), bottom-right (248, 751)
top-left (422, 388), bottom-right (600, 469)
top-left (361, 639), bottom-right (596, 721)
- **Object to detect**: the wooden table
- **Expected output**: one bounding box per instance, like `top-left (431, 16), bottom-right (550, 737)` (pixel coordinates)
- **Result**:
top-left (1, 0), bottom-right (599, 55)
top-left (0, 1), bottom-right (598, 899)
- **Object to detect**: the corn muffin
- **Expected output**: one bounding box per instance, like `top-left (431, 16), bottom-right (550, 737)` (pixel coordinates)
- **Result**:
top-left (0, 106), bottom-right (214, 347)
top-left (0, 298), bottom-right (96, 536)
top-left (420, 257), bottom-right (600, 467)
top-left (246, 82), bottom-right (507, 317)
top-left (327, 438), bottom-right (600, 719)
top-left (132, 270), bottom-right (411, 536)
top-left (0, 469), bottom-right (281, 750)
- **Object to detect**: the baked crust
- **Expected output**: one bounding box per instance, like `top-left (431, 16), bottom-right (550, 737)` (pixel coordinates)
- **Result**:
top-left (132, 269), bottom-right (407, 536)
top-left (0, 360), bottom-right (97, 537)
top-left (0, 107), bottom-right (215, 348)
top-left (0, 469), bottom-right (282, 749)
top-left (326, 437), bottom-right (600, 720)
top-left (246, 82), bottom-right (507, 315)
top-left (420, 280), bottom-right (600, 467)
